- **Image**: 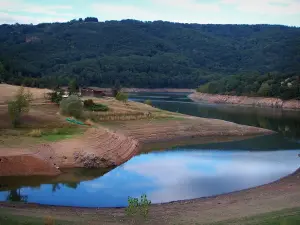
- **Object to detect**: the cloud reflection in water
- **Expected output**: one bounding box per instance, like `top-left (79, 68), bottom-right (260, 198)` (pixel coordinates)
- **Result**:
top-left (0, 149), bottom-right (298, 207)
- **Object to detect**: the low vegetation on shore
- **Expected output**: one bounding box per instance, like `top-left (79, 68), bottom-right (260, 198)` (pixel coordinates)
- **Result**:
top-left (197, 73), bottom-right (300, 100)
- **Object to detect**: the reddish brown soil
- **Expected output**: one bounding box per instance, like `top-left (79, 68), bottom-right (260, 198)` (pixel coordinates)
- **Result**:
top-left (0, 127), bottom-right (140, 176)
top-left (0, 154), bottom-right (60, 177)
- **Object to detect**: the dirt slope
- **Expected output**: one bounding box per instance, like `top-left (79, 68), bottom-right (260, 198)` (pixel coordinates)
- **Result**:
top-left (0, 154), bottom-right (60, 177)
top-left (0, 115), bottom-right (274, 177)
top-left (0, 127), bottom-right (140, 176)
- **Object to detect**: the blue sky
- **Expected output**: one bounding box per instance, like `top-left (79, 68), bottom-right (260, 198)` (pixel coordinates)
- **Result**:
top-left (0, 0), bottom-right (300, 26)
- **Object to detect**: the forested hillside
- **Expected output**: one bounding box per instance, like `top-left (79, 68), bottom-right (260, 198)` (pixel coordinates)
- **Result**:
top-left (0, 19), bottom-right (300, 89)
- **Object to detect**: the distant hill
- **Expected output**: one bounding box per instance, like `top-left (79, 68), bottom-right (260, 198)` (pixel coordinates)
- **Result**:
top-left (0, 20), bottom-right (299, 88)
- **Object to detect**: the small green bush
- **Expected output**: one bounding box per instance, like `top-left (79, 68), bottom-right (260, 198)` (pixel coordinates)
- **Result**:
top-left (83, 99), bottom-right (109, 112)
top-left (86, 103), bottom-right (109, 112)
top-left (125, 194), bottom-right (151, 221)
top-left (116, 92), bottom-right (128, 102)
top-left (144, 99), bottom-right (152, 106)
top-left (60, 95), bottom-right (83, 118)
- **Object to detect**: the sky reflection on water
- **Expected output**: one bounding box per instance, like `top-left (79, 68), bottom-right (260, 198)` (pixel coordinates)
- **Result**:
top-left (1, 149), bottom-right (298, 207)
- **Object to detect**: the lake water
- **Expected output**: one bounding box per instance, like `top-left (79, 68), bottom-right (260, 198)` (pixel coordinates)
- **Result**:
top-left (0, 92), bottom-right (299, 207)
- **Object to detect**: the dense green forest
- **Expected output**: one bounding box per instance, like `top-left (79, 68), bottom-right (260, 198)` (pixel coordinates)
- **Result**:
top-left (0, 19), bottom-right (300, 91)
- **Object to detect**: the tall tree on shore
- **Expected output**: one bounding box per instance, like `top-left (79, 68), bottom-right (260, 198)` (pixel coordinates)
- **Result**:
top-left (68, 79), bottom-right (79, 95)
top-left (7, 87), bottom-right (33, 127)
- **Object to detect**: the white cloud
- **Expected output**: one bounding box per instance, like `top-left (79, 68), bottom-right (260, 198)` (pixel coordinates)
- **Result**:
top-left (90, 3), bottom-right (160, 21)
top-left (0, 12), bottom-right (68, 24)
top-left (221, 0), bottom-right (300, 15)
top-left (91, 0), bottom-right (221, 23)
top-left (0, 0), bottom-right (299, 25)
top-left (151, 0), bottom-right (221, 12)
top-left (0, 0), bottom-right (74, 24)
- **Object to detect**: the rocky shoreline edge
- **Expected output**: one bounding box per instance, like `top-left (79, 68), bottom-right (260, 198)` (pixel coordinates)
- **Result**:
top-left (189, 92), bottom-right (300, 109)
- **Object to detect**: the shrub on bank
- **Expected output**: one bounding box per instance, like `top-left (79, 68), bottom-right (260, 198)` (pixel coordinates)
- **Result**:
top-left (60, 95), bottom-right (83, 118)
top-left (83, 99), bottom-right (109, 112)
top-left (86, 103), bottom-right (109, 112)
top-left (126, 194), bottom-right (151, 223)
top-left (7, 86), bottom-right (33, 127)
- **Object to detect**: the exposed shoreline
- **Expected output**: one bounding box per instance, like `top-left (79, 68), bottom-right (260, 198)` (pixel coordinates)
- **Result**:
top-left (189, 92), bottom-right (300, 109)
top-left (0, 116), bottom-right (273, 177)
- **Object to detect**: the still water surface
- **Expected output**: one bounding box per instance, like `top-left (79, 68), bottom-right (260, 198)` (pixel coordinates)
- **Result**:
top-left (0, 92), bottom-right (299, 207)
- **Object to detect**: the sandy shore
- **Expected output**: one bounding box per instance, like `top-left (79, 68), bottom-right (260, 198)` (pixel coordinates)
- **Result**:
top-left (0, 116), bottom-right (273, 177)
top-left (0, 167), bottom-right (299, 224)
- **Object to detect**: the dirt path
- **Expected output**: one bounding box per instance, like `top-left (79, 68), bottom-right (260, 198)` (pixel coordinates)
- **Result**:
top-left (1, 168), bottom-right (299, 225)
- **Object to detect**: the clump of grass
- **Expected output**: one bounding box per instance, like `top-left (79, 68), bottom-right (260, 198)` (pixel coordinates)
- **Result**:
top-left (49, 127), bottom-right (77, 135)
top-left (41, 127), bottom-right (84, 142)
top-left (28, 129), bottom-right (42, 137)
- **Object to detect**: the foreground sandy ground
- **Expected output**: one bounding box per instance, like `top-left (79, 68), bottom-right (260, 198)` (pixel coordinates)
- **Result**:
top-left (0, 168), bottom-right (299, 225)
